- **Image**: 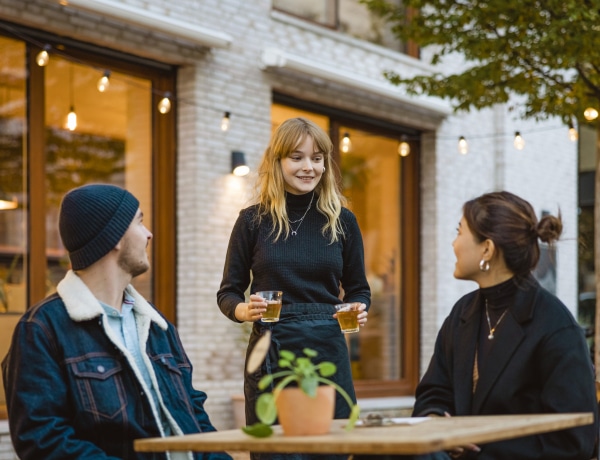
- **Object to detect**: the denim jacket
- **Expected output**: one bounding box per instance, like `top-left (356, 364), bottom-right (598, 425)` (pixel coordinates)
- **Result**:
top-left (2, 270), bottom-right (231, 460)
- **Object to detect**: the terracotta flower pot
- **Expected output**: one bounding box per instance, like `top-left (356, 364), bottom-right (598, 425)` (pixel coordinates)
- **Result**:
top-left (275, 385), bottom-right (335, 436)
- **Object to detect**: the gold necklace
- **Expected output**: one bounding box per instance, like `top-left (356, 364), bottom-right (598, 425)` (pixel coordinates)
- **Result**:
top-left (485, 298), bottom-right (508, 340)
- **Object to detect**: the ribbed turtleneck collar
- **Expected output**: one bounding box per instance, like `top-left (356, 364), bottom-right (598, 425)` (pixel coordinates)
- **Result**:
top-left (480, 277), bottom-right (518, 311)
top-left (286, 191), bottom-right (315, 213)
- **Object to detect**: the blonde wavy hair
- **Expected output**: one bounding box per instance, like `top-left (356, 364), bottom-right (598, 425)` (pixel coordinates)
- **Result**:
top-left (255, 117), bottom-right (347, 243)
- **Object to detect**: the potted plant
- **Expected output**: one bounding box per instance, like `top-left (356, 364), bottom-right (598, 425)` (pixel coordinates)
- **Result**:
top-left (242, 347), bottom-right (360, 437)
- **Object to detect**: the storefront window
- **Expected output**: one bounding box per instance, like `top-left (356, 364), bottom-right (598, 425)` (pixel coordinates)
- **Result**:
top-left (0, 37), bottom-right (26, 316)
top-left (339, 126), bottom-right (403, 381)
top-left (0, 25), bottom-right (176, 412)
top-left (44, 57), bottom-right (153, 297)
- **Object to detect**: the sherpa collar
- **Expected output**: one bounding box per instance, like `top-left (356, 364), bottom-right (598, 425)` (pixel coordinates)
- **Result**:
top-left (56, 270), bottom-right (168, 330)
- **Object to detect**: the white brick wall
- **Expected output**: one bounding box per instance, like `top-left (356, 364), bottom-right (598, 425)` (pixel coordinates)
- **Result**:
top-left (0, 2), bottom-right (578, 454)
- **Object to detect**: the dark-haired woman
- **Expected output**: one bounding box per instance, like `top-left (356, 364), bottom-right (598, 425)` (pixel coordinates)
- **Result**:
top-left (411, 191), bottom-right (597, 459)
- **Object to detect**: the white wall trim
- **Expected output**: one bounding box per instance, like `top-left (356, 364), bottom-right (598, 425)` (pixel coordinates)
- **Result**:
top-left (260, 47), bottom-right (451, 116)
top-left (57, 0), bottom-right (232, 48)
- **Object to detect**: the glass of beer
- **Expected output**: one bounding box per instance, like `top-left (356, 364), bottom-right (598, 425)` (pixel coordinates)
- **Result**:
top-left (256, 291), bottom-right (283, 322)
top-left (335, 302), bottom-right (361, 333)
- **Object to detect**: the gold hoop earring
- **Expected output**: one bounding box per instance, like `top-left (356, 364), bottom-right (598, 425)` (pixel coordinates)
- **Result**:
top-left (479, 259), bottom-right (490, 272)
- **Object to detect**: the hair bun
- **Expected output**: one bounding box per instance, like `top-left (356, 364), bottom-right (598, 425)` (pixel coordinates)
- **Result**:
top-left (537, 213), bottom-right (563, 244)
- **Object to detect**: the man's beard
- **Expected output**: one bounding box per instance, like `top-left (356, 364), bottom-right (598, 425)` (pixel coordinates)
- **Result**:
top-left (117, 247), bottom-right (149, 279)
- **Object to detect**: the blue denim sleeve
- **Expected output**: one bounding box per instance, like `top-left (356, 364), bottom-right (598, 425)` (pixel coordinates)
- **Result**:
top-left (2, 318), bottom-right (122, 460)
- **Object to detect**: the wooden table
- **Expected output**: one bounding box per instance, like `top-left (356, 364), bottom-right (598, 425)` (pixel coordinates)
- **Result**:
top-left (134, 412), bottom-right (593, 455)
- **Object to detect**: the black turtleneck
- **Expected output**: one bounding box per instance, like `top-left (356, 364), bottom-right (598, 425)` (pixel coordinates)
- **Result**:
top-left (217, 192), bottom-right (371, 321)
top-left (477, 277), bottom-right (519, 371)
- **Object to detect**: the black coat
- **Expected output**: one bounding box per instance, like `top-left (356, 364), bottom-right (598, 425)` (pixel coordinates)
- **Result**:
top-left (414, 278), bottom-right (598, 460)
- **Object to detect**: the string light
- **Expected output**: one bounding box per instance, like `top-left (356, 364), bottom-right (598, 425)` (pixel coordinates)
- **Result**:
top-left (36, 45), bottom-right (50, 67)
top-left (341, 132), bottom-right (351, 153)
top-left (584, 107), bottom-right (598, 121)
top-left (66, 106), bottom-right (77, 131)
top-left (1, 23), bottom-right (594, 137)
top-left (458, 136), bottom-right (468, 155)
top-left (568, 121), bottom-right (578, 142)
top-left (513, 131), bottom-right (525, 150)
top-left (398, 136), bottom-right (410, 157)
top-left (97, 70), bottom-right (110, 92)
top-left (221, 111), bottom-right (231, 131)
top-left (158, 93), bottom-right (172, 114)
top-left (66, 64), bottom-right (77, 131)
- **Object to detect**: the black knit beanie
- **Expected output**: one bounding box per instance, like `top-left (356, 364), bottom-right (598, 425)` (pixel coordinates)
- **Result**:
top-left (59, 184), bottom-right (140, 270)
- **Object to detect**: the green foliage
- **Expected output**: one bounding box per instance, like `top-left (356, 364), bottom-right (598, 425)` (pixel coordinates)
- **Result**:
top-left (361, 0), bottom-right (600, 124)
top-left (242, 348), bottom-right (360, 438)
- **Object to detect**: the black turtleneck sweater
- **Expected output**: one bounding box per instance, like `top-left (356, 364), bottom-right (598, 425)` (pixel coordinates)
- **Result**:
top-left (477, 277), bottom-right (519, 372)
top-left (217, 192), bottom-right (371, 321)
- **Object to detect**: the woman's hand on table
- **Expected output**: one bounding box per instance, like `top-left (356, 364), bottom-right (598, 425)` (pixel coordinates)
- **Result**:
top-left (443, 412), bottom-right (480, 458)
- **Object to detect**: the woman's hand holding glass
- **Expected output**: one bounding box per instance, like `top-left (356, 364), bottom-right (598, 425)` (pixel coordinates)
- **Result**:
top-left (356, 303), bottom-right (368, 327)
top-left (236, 294), bottom-right (267, 322)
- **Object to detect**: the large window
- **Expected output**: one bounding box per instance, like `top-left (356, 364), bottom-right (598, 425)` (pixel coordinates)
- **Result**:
top-left (272, 96), bottom-right (420, 396)
top-left (273, 0), bottom-right (413, 54)
top-left (0, 24), bottom-right (176, 410)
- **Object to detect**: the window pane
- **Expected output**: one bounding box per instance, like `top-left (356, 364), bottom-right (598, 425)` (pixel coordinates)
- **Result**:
top-left (0, 36), bottom-right (27, 412)
top-left (272, 103), bottom-right (406, 385)
top-left (273, 0), bottom-right (336, 26)
top-left (44, 57), bottom-right (153, 297)
top-left (339, 0), bottom-right (406, 51)
top-left (339, 127), bottom-right (402, 381)
top-left (0, 36), bottom-right (27, 314)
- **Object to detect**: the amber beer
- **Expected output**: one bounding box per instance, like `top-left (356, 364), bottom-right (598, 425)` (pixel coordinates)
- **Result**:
top-left (256, 290), bottom-right (283, 322)
top-left (261, 300), bottom-right (282, 322)
top-left (335, 303), bottom-right (360, 333)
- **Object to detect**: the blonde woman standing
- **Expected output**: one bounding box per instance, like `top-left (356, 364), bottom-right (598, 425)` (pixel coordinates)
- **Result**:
top-left (218, 117), bottom-right (370, 460)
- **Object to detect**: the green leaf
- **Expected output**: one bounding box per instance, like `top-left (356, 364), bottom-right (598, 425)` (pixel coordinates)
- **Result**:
top-left (303, 348), bottom-right (318, 358)
top-left (278, 358), bottom-right (292, 368)
top-left (242, 423), bottom-right (273, 438)
top-left (299, 376), bottom-right (318, 397)
top-left (295, 357), bottom-right (313, 373)
top-left (318, 362), bottom-right (337, 377)
top-left (280, 350), bottom-right (295, 361)
top-left (256, 393), bottom-right (277, 425)
top-left (257, 374), bottom-right (274, 390)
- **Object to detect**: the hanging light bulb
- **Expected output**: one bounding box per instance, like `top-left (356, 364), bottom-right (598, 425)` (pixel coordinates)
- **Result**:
top-left (36, 45), bottom-right (50, 67)
top-left (568, 121), bottom-right (578, 142)
top-left (513, 131), bottom-right (525, 150)
top-left (66, 106), bottom-right (77, 131)
top-left (584, 107), bottom-right (598, 121)
top-left (158, 93), bottom-right (171, 114)
top-left (398, 136), bottom-right (410, 157)
top-left (97, 70), bottom-right (111, 92)
top-left (221, 111), bottom-right (231, 132)
top-left (65, 63), bottom-right (77, 131)
top-left (458, 136), bottom-right (468, 155)
top-left (341, 132), bottom-right (352, 153)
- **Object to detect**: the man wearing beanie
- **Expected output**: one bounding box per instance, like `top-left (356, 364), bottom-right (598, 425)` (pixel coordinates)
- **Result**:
top-left (2, 184), bottom-right (231, 460)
